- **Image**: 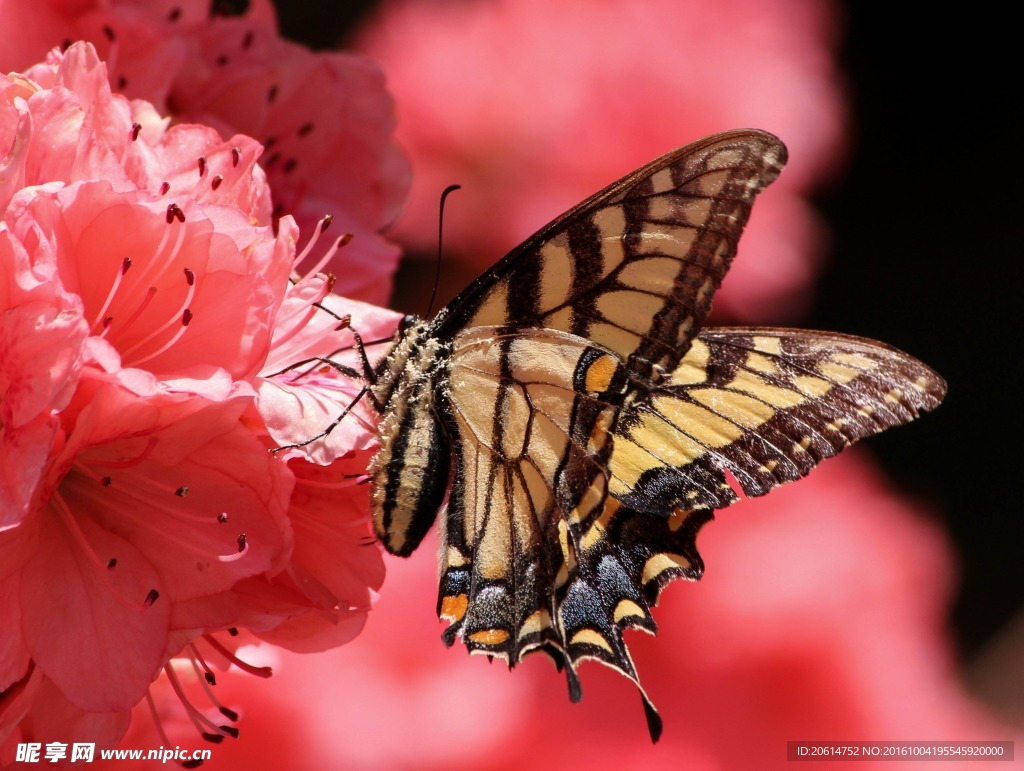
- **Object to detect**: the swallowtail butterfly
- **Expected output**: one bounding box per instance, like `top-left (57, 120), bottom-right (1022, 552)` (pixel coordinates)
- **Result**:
top-left (366, 129), bottom-right (945, 740)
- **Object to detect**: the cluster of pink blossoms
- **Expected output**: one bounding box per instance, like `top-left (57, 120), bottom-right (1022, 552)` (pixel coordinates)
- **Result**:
top-left (0, 5), bottom-right (406, 756)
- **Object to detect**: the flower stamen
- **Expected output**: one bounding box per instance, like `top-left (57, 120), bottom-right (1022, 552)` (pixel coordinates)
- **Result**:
top-left (123, 262), bottom-right (194, 364)
top-left (185, 654), bottom-right (241, 723)
top-left (162, 664), bottom-right (239, 742)
top-left (92, 257), bottom-right (132, 335)
top-left (292, 214), bottom-right (333, 274)
top-left (203, 635), bottom-right (273, 679)
top-left (303, 232), bottom-right (353, 279)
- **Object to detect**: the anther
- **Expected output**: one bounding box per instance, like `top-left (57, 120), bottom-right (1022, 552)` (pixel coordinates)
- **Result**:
top-left (130, 122), bottom-right (142, 141)
top-left (144, 589), bottom-right (160, 606)
top-left (167, 203), bottom-right (185, 223)
top-left (231, 147), bottom-right (241, 166)
top-left (175, 486), bottom-right (189, 497)
top-left (211, 174), bottom-right (223, 190)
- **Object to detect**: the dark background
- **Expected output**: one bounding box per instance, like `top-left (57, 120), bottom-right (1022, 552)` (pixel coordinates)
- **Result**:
top-left (811, 7), bottom-right (1021, 663)
top-left (270, 1), bottom-right (1022, 666)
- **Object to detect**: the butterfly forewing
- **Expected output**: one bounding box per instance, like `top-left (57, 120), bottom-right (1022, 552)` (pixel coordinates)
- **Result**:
top-left (434, 129), bottom-right (787, 382)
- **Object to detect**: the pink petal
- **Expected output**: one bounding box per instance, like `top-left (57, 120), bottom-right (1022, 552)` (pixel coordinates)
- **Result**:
top-left (221, 452), bottom-right (381, 653)
top-left (58, 384), bottom-right (293, 602)
top-left (13, 179), bottom-right (289, 382)
top-left (0, 416), bottom-right (61, 529)
top-left (0, 668), bottom-right (131, 762)
top-left (288, 454), bottom-right (384, 609)
top-left (20, 514), bottom-right (170, 712)
top-left (172, 21), bottom-right (409, 305)
top-left (0, 223), bottom-right (87, 426)
top-left (258, 277), bottom-right (400, 464)
top-left (0, 221), bottom-right (87, 526)
top-left (0, 574), bottom-right (30, 692)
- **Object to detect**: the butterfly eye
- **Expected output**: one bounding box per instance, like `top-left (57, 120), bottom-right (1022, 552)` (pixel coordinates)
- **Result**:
top-left (398, 314), bottom-right (418, 334)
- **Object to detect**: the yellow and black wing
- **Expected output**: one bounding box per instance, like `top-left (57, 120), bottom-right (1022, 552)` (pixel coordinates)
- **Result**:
top-left (434, 129), bottom-right (787, 382)
top-left (610, 328), bottom-right (948, 515)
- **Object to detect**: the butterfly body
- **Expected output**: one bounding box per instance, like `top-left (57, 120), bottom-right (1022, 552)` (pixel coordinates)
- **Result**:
top-left (365, 130), bottom-right (946, 741)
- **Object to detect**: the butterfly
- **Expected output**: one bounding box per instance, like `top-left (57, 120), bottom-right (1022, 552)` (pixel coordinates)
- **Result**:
top-left (365, 129), bottom-right (946, 741)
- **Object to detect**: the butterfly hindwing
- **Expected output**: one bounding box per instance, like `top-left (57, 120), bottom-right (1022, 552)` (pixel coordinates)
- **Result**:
top-left (438, 326), bottom-right (627, 662)
top-left (437, 326), bottom-right (713, 741)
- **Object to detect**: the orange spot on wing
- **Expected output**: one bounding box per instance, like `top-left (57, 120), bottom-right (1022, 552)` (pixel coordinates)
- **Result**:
top-left (584, 354), bottom-right (618, 394)
top-left (468, 629), bottom-right (510, 646)
top-left (440, 594), bottom-right (468, 622)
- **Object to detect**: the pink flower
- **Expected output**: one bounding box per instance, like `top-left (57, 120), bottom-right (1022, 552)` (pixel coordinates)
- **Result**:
top-left (353, 0), bottom-right (845, 321)
top-left (1, 41), bottom-right (401, 757)
top-left (171, 22), bottom-right (409, 305)
top-left (0, 0), bottom-right (409, 307)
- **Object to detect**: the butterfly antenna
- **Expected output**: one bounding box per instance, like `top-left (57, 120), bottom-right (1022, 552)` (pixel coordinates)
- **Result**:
top-left (425, 184), bottom-right (461, 319)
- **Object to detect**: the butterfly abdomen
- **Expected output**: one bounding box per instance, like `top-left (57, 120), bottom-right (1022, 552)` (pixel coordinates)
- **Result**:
top-left (370, 320), bottom-right (452, 557)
